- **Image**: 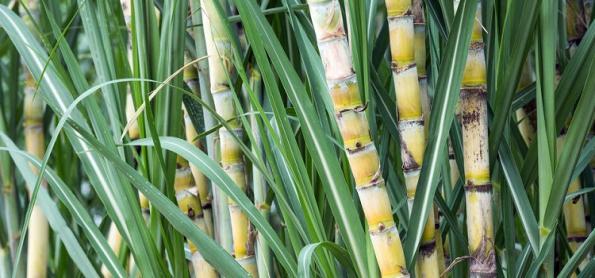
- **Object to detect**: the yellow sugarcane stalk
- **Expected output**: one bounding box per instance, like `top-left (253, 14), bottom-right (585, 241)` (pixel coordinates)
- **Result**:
top-left (183, 63), bottom-right (215, 240)
top-left (22, 1), bottom-right (48, 276)
top-left (183, 65), bottom-right (217, 277)
top-left (384, 0), bottom-right (440, 276)
top-left (174, 156), bottom-right (218, 277)
top-left (515, 61), bottom-right (536, 146)
top-left (201, 1), bottom-right (258, 275)
top-left (307, 0), bottom-right (408, 276)
top-left (557, 136), bottom-right (590, 271)
top-left (560, 1), bottom-right (590, 271)
top-left (413, 0), bottom-right (446, 274)
top-left (458, 2), bottom-right (496, 276)
top-left (23, 72), bottom-right (49, 278)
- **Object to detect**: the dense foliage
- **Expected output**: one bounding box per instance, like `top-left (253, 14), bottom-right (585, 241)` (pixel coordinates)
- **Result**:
top-left (0, 0), bottom-right (593, 277)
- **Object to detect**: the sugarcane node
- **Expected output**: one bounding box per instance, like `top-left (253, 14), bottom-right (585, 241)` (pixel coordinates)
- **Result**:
top-left (188, 207), bottom-right (196, 219)
top-left (387, 9), bottom-right (412, 19)
top-left (391, 61), bottom-right (416, 73)
top-left (400, 145), bottom-right (420, 171)
top-left (419, 240), bottom-right (437, 257)
top-left (460, 86), bottom-right (487, 97)
top-left (567, 235), bottom-right (588, 242)
top-left (23, 121), bottom-right (43, 129)
top-left (202, 202), bottom-right (213, 210)
top-left (357, 177), bottom-right (384, 191)
top-left (346, 142), bottom-right (369, 154)
top-left (317, 34), bottom-right (347, 45)
top-left (470, 41), bottom-right (485, 50)
top-left (370, 168), bottom-right (382, 183)
top-left (355, 103), bottom-right (368, 112)
top-left (336, 104), bottom-right (367, 118)
top-left (463, 181), bottom-right (492, 192)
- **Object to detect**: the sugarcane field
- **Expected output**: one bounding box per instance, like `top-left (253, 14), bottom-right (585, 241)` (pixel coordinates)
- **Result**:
top-left (0, 0), bottom-right (594, 277)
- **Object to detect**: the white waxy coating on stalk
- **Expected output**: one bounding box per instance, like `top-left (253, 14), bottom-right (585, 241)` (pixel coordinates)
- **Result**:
top-left (307, 0), bottom-right (409, 276)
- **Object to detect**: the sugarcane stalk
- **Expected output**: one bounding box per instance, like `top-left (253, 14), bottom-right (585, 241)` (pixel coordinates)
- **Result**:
top-left (23, 72), bottom-right (49, 278)
top-left (515, 60), bottom-right (536, 146)
top-left (183, 64), bottom-right (217, 277)
top-left (189, 0), bottom-right (233, 254)
top-left (20, 1), bottom-right (48, 277)
top-left (0, 114), bottom-right (20, 277)
top-left (457, 2), bottom-right (496, 276)
top-left (559, 136), bottom-right (590, 271)
top-left (384, 0), bottom-right (440, 276)
top-left (174, 156), bottom-right (217, 277)
top-left (246, 68), bottom-right (272, 278)
top-left (560, 1), bottom-right (590, 270)
top-left (201, 1), bottom-right (258, 275)
top-left (307, 0), bottom-right (408, 276)
top-left (183, 62), bottom-right (215, 240)
top-left (414, 0), bottom-right (446, 274)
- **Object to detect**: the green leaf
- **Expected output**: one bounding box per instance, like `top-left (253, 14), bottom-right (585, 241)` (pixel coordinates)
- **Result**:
top-left (297, 242), bottom-right (355, 278)
top-left (130, 137), bottom-right (298, 276)
top-left (65, 123), bottom-right (248, 277)
top-left (230, 0), bottom-right (370, 275)
top-left (0, 136), bottom-right (99, 278)
top-left (0, 6), bottom-right (165, 276)
top-left (498, 139), bottom-right (539, 254)
top-left (542, 59), bottom-right (595, 231)
top-left (564, 187), bottom-right (595, 204)
top-left (0, 136), bottom-right (125, 277)
top-left (489, 0), bottom-right (539, 160)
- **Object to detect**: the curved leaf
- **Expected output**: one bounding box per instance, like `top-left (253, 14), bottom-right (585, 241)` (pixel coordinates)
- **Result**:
top-left (130, 136), bottom-right (298, 276)
top-left (0, 137), bottom-right (125, 277)
top-left (0, 137), bottom-right (99, 278)
top-left (298, 242), bottom-right (355, 278)
top-left (63, 122), bottom-right (248, 277)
